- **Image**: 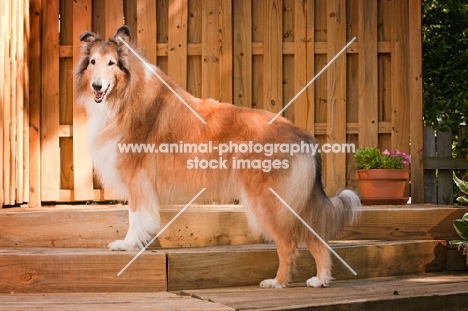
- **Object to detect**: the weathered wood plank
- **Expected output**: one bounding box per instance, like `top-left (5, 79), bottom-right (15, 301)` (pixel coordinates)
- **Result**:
top-left (182, 272), bottom-right (468, 311)
top-left (358, 0), bottom-right (378, 148)
top-left (168, 1), bottom-right (187, 88)
top-left (325, 0), bottom-right (347, 194)
top-left (305, 0), bottom-right (315, 135)
top-left (0, 248), bottom-right (166, 293)
top-left (292, 0), bottom-right (308, 129)
top-left (437, 130), bottom-right (454, 205)
top-left (263, 0), bottom-right (283, 113)
top-left (0, 292), bottom-right (235, 310)
top-left (408, 0), bottom-right (424, 203)
top-left (41, 0), bottom-right (60, 202)
top-left (72, 0), bottom-right (94, 201)
top-left (218, 0), bottom-right (232, 104)
top-left (391, 0), bottom-right (410, 153)
top-left (167, 240), bottom-right (447, 290)
top-left (28, 0), bottom-right (41, 207)
top-left (424, 126), bottom-right (437, 203)
top-left (0, 205), bottom-right (465, 248)
top-left (424, 157), bottom-right (468, 170)
top-left (233, 0), bottom-right (252, 108)
top-left (202, 0), bottom-right (220, 100)
top-left (136, 0), bottom-right (157, 65)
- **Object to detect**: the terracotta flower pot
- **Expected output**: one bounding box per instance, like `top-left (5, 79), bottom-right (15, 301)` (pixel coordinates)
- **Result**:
top-left (355, 169), bottom-right (410, 205)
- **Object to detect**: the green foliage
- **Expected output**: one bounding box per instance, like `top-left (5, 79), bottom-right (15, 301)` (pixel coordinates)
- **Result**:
top-left (423, 0), bottom-right (468, 131)
top-left (354, 147), bottom-right (411, 170)
top-left (454, 172), bottom-right (468, 204)
top-left (449, 210), bottom-right (468, 265)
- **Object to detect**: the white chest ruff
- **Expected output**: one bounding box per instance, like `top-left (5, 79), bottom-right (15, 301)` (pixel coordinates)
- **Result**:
top-left (86, 105), bottom-right (128, 199)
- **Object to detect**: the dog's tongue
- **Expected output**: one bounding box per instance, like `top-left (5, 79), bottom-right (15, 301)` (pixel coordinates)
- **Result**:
top-left (94, 91), bottom-right (105, 103)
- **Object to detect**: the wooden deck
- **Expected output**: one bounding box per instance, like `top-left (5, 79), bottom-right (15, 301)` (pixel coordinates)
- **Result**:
top-left (0, 204), bottom-right (467, 309)
top-left (1, 272), bottom-right (467, 310)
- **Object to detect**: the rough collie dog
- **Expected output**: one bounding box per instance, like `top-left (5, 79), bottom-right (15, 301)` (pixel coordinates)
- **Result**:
top-left (75, 25), bottom-right (360, 288)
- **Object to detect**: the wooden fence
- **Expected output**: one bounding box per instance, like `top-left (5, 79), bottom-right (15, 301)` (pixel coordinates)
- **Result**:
top-left (4, 0), bottom-right (424, 206)
top-left (1, 0), bottom-right (30, 206)
top-left (424, 126), bottom-right (468, 205)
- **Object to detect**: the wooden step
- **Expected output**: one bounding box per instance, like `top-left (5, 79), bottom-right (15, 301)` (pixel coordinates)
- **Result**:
top-left (165, 240), bottom-right (448, 290)
top-left (0, 204), bottom-right (466, 248)
top-left (0, 248), bottom-right (167, 293)
top-left (0, 240), bottom-right (450, 293)
top-left (2, 272), bottom-right (467, 310)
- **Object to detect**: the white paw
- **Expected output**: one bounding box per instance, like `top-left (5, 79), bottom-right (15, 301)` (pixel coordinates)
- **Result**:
top-left (108, 239), bottom-right (142, 251)
top-left (260, 278), bottom-right (286, 289)
top-left (306, 276), bottom-right (329, 288)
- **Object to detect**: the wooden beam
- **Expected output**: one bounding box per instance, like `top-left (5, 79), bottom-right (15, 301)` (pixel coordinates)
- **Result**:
top-left (168, 0), bottom-right (188, 88)
top-left (0, 248), bottom-right (166, 292)
top-left (41, 0), bottom-right (60, 202)
top-left (263, 0), bottom-right (283, 113)
top-left (72, 0), bottom-right (94, 202)
top-left (28, 0), bottom-right (41, 207)
top-left (325, 0), bottom-right (347, 194)
top-left (233, 0), bottom-right (252, 108)
top-left (358, 0), bottom-right (378, 148)
top-left (408, 0), bottom-right (424, 204)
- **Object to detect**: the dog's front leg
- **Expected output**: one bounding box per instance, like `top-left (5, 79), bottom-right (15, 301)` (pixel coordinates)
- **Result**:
top-left (108, 176), bottom-right (161, 251)
top-left (108, 208), bottom-right (160, 251)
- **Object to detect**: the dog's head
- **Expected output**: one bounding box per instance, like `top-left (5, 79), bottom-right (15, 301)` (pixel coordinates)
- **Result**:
top-left (76, 26), bottom-right (131, 103)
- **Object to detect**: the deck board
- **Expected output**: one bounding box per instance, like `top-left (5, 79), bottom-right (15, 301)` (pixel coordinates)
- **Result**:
top-left (1, 272), bottom-right (467, 310)
top-left (179, 272), bottom-right (468, 311)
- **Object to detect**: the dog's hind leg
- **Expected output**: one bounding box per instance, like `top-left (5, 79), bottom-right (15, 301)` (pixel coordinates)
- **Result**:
top-left (305, 237), bottom-right (333, 287)
top-left (108, 172), bottom-right (160, 251)
top-left (259, 229), bottom-right (298, 288)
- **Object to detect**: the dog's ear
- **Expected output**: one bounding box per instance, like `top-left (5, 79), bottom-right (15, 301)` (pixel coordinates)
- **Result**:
top-left (79, 31), bottom-right (100, 43)
top-left (113, 25), bottom-right (131, 44)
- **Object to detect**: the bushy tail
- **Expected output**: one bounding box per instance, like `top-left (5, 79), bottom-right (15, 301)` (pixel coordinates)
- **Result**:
top-left (330, 189), bottom-right (360, 226)
top-left (303, 188), bottom-right (360, 242)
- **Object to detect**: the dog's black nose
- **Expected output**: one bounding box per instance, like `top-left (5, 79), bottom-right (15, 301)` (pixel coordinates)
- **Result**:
top-left (92, 83), bottom-right (102, 91)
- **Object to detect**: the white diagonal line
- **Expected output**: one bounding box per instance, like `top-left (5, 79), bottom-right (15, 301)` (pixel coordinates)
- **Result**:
top-left (117, 36), bottom-right (207, 125)
top-left (268, 187), bottom-right (357, 276)
top-left (117, 188), bottom-right (206, 276)
top-left (268, 37), bottom-right (357, 124)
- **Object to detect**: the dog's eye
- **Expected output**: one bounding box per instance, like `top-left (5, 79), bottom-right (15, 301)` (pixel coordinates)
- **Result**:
top-left (108, 60), bottom-right (115, 66)
top-left (90, 59), bottom-right (95, 65)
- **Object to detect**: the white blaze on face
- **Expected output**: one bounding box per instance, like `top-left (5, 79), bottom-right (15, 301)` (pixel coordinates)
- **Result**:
top-left (88, 51), bottom-right (118, 103)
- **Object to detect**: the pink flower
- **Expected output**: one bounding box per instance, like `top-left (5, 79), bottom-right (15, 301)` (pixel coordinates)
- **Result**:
top-left (381, 149), bottom-right (391, 155)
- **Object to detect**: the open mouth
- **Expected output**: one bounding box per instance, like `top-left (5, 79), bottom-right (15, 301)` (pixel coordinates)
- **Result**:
top-left (94, 85), bottom-right (110, 103)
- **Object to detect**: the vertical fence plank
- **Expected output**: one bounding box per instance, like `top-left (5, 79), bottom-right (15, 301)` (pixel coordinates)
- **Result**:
top-left (202, 0), bottom-right (220, 99)
top-left (187, 0), bottom-right (202, 98)
top-left (218, 0), bottom-right (232, 104)
top-left (263, 0), bottom-right (283, 113)
top-left (358, 0), bottom-right (378, 148)
top-left (0, 0), bottom-right (8, 205)
top-left (60, 0), bottom-right (74, 196)
top-left (325, 0), bottom-right (347, 194)
top-left (293, 0), bottom-right (308, 129)
top-left (391, 0), bottom-right (410, 153)
top-left (9, 0), bottom-right (18, 204)
top-left (137, 0), bottom-right (157, 65)
top-left (28, 0), bottom-right (41, 206)
top-left (437, 129), bottom-right (453, 205)
top-left (233, 0), bottom-right (252, 108)
top-left (168, 0), bottom-right (188, 88)
top-left (15, 0), bottom-right (26, 203)
top-left (305, 0), bottom-right (315, 135)
top-left (408, 0), bottom-right (424, 203)
top-left (73, 0), bottom-right (94, 201)
top-left (93, 0), bottom-right (124, 39)
top-left (41, 0), bottom-right (60, 202)
top-left (22, 0), bottom-right (30, 204)
top-left (423, 127), bottom-right (436, 204)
